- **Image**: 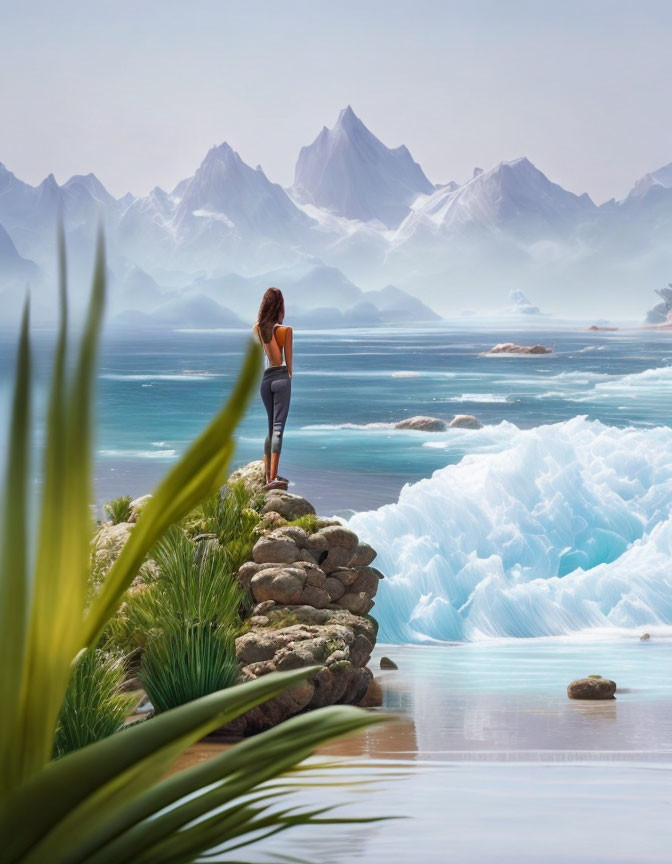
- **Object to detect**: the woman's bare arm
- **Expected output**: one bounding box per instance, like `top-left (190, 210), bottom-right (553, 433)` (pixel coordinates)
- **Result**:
top-left (284, 326), bottom-right (293, 377)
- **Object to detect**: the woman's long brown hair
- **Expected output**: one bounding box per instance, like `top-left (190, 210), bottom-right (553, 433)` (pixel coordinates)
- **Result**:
top-left (256, 287), bottom-right (285, 342)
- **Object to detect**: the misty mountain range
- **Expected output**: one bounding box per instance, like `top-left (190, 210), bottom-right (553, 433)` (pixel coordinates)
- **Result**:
top-left (1, 105), bottom-right (671, 325)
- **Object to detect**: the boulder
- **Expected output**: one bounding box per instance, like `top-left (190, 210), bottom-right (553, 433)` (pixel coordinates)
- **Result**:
top-left (449, 414), bottom-right (482, 429)
top-left (261, 491), bottom-right (315, 521)
top-left (380, 656), bottom-right (398, 670)
top-left (322, 546), bottom-right (356, 573)
top-left (395, 416), bottom-right (447, 432)
top-left (273, 525), bottom-right (309, 546)
top-left (352, 566), bottom-right (383, 596)
top-left (250, 566), bottom-right (305, 605)
top-left (325, 577), bottom-right (346, 601)
top-left (640, 633), bottom-right (651, 641)
top-left (567, 677), bottom-right (616, 700)
top-left (315, 525), bottom-right (360, 551)
top-left (338, 591), bottom-right (373, 615)
top-left (331, 567), bottom-right (359, 586)
top-left (300, 562), bottom-right (327, 588)
top-left (252, 535), bottom-right (300, 565)
top-left (228, 460), bottom-right (266, 492)
top-left (349, 542), bottom-right (377, 567)
top-left (358, 677), bottom-right (383, 708)
top-left (300, 585), bottom-right (331, 608)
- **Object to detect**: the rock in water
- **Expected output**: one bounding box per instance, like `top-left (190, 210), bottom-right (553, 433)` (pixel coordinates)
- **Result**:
top-left (486, 342), bottom-right (553, 355)
top-left (567, 677), bottom-right (616, 700)
top-left (640, 633), bottom-right (651, 641)
top-left (448, 414), bottom-right (483, 429)
top-left (380, 656), bottom-right (398, 670)
top-left (395, 416), bottom-right (447, 432)
top-left (358, 677), bottom-right (383, 708)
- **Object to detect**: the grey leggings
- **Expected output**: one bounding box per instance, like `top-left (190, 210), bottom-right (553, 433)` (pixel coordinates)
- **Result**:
top-left (260, 365), bottom-right (291, 458)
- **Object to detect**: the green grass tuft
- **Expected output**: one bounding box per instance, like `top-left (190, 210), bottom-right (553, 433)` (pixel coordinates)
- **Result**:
top-left (287, 513), bottom-right (320, 534)
top-left (104, 495), bottom-right (133, 525)
top-left (54, 648), bottom-right (138, 757)
top-left (136, 527), bottom-right (242, 712)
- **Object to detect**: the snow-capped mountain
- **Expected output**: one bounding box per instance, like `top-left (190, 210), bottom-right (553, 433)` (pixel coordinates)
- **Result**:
top-left (291, 106), bottom-right (435, 228)
top-left (175, 142), bottom-right (312, 238)
top-left (393, 158), bottom-right (596, 245)
top-left (2, 107), bottom-right (672, 322)
top-left (118, 141), bottom-right (319, 273)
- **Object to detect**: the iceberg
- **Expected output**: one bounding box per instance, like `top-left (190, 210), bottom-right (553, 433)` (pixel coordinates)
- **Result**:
top-left (349, 417), bottom-right (672, 643)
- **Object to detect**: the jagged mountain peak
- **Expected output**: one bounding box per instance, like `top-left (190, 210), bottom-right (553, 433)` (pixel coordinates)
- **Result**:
top-left (334, 104), bottom-right (362, 133)
top-left (202, 140), bottom-right (237, 163)
top-left (291, 106), bottom-right (435, 228)
top-left (627, 161), bottom-right (672, 200)
top-left (395, 155), bottom-right (596, 244)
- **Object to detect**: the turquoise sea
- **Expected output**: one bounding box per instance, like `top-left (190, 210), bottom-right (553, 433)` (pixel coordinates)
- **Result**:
top-left (3, 323), bottom-right (669, 505)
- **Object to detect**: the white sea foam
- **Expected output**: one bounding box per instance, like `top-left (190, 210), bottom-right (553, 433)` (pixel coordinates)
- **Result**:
top-left (99, 448), bottom-right (177, 459)
top-left (301, 422), bottom-right (395, 431)
top-left (100, 373), bottom-right (222, 382)
top-left (445, 393), bottom-right (510, 403)
top-left (349, 417), bottom-right (672, 643)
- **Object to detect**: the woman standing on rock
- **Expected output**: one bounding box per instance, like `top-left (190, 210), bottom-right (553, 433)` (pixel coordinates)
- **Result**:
top-left (254, 287), bottom-right (293, 490)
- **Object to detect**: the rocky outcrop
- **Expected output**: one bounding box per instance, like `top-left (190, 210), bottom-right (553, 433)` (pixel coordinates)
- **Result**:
top-left (567, 676), bottom-right (617, 700)
top-left (395, 415), bottom-right (447, 432)
top-left (485, 342), bottom-right (553, 355)
top-left (221, 481), bottom-right (384, 736)
top-left (100, 459), bottom-right (385, 736)
top-left (395, 414), bottom-right (483, 431)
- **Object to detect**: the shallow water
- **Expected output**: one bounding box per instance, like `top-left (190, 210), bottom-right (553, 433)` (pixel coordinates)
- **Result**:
top-left (187, 641), bottom-right (672, 862)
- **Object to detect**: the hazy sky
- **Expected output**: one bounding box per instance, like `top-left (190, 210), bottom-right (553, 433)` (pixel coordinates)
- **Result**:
top-left (2, 0), bottom-right (672, 203)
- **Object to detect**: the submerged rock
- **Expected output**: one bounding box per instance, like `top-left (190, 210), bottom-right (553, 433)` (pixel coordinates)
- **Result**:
top-left (567, 677), bottom-right (616, 700)
top-left (395, 415), bottom-right (447, 432)
top-left (380, 656), bottom-right (398, 670)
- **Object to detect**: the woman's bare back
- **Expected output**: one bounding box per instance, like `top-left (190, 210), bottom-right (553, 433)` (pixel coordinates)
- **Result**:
top-left (254, 323), bottom-right (293, 374)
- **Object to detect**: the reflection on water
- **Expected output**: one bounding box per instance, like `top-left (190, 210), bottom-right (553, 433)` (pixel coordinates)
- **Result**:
top-left (184, 641), bottom-right (672, 862)
top-left (326, 641), bottom-right (672, 760)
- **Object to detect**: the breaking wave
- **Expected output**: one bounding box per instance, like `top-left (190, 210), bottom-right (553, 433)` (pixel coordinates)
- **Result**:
top-left (348, 417), bottom-right (672, 643)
